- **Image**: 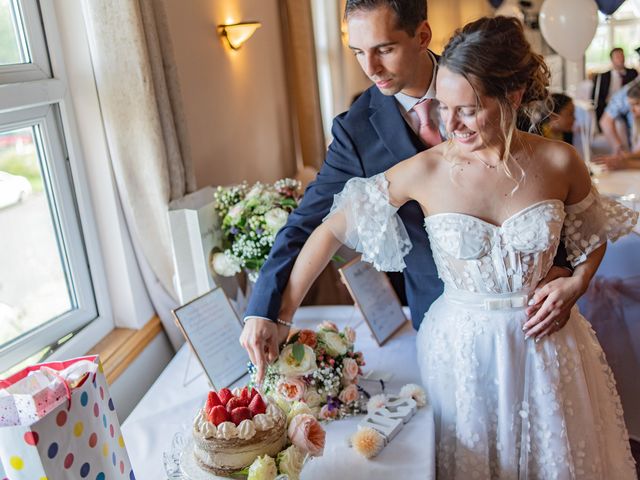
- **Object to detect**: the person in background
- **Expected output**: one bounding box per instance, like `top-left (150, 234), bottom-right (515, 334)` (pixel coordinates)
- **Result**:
top-left (539, 93), bottom-right (575, 145)
top-left (595, 81), bottom-right (640, 170)
top-left (600, 77), bottom-right (640, 155)
top-left (592, 47), bottom-right (638, 124)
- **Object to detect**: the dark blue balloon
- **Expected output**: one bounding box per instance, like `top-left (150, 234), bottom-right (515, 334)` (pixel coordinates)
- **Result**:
top-left (595, 0), bottom-right (625, 15)
top-left (489, 0), bottom-right (505, 7)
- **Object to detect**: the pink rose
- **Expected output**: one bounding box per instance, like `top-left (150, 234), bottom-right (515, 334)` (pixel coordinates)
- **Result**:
top-left (344, 326), bottom-right (356, 344)
top-left (288, 414), bottom-right (325, 456)
top-left (342, 358), bottom-right (359, 381)
top-left (319, 404), bottom-right (338, 420)
top-left (277, 377), bottom-right (306, 402)
top-left (319, 321), bottom-right (338, 332)
top-left (338, 384), bottom-right (359, 404)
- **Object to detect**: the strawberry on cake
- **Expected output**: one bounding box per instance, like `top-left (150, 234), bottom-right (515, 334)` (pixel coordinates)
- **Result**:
top-left (192, 386), bottom-right (287, 477)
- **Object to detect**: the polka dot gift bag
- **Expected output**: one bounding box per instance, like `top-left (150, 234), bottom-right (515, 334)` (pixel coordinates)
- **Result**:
top-left (0, 355), bottom-right (135, 480)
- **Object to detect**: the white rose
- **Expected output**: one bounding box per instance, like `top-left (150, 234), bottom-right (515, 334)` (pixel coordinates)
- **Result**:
top-left (247, 455), bottom-right (277, 480)
top-left (302, 389), bottom-right (322, 408)
top-left (211, 251), bottom-right (241, 277)
top-left (276, 445), bottom-right (306, 480)
top-left (317, 331), bottom-right (348, 357)
top-left (277, 344), bottom-right (317, 376)
top-left (246, 184), bottom-right (265, 200)
top-left (226, 203), bottom-right (244, 223)
top-left (286, 401), bottom-right (313, 425)
top-left (264, 208), bottom-right (289, 232)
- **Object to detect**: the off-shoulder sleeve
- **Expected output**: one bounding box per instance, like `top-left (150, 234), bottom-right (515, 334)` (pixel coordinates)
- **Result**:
top-left (323, 173), bottom-right (412, 272)
top-left (563, 188), bottom-right (638, 267)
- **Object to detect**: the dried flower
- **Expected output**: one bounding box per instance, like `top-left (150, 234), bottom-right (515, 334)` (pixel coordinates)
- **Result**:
top-left (399, 384), bottom-right (427, 407)
top-left (351, 427), bottom-right (386, 459)
top-left (367, 394), bottom-right (388, 412)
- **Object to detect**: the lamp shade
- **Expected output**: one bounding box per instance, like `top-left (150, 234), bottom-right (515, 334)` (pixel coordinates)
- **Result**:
top-left (218, 21), bottom-right (261, 50)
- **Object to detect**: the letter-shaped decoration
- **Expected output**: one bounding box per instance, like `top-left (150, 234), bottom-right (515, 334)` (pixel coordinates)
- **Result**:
top-left (359, 410), bottom-right (403, 441)
top-left (383, 396), bottom-right (417, 423)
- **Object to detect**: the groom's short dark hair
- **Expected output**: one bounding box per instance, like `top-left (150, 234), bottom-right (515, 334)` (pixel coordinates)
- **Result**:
top-left (344, 0), bottom-right (428, 36)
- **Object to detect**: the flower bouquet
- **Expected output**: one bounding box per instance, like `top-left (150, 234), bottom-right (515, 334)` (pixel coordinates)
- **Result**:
top-left (249, 321), bottom-right (366, 420)
top-left (211, 179), bottom-right (301, 282)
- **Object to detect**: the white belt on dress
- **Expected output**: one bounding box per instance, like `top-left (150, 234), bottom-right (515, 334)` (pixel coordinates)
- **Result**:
top-left (443, 288), bottom-right (532, 311)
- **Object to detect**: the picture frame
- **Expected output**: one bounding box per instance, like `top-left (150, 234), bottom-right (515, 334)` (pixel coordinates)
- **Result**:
top-left (338, 257), bottom-right (408, 345)
top-left (172, 287), bottom-right (249, 389)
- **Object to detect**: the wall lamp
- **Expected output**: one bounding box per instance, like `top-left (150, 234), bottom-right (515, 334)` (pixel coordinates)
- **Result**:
top-left (218, 21), bottom-right (261, 50)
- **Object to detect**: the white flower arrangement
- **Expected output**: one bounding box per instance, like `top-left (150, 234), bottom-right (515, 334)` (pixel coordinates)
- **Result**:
top-left (212, 178), bottom-right (301, 281)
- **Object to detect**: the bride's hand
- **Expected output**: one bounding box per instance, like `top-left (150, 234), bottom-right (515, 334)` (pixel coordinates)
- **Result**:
top-left (523, 267), bottom-right (585, 341)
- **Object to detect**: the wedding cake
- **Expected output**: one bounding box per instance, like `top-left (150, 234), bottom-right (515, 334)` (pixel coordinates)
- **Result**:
top-left (192, 387), bottom-right (287, 476)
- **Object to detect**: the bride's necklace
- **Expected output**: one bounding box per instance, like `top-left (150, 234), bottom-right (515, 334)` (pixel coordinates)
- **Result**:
top-left (472, 152), bottom-right (499, 170)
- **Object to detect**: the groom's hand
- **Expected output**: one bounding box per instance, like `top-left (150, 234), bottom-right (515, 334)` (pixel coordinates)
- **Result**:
top-left (240, 318), bottom-right (280, 384)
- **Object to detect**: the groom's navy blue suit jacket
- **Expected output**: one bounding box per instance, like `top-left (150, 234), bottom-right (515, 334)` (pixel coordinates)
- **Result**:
top-left (246, 84), bottom-right (442, 330)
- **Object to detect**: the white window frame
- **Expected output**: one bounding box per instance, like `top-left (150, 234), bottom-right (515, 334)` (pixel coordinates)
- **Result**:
top-left (0, 0), bottom-right (113, 372)
top-left (0, 0), bottom-right (51, 83)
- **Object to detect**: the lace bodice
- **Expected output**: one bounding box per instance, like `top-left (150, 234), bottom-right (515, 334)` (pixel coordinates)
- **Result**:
top-left (424, 200), bottom-right (565, 294)
top-left (325, 173), bottom-right (638, 294)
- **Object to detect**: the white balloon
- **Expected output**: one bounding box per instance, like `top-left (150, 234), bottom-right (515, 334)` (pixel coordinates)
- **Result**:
top-left (539, 0), bottom-right (598, 62)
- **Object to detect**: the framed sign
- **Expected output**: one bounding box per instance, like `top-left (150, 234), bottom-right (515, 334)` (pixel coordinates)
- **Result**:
top-left (172, 287), bottom-right (249, 389)
top-left (338, 257), bottom-right (408, 345)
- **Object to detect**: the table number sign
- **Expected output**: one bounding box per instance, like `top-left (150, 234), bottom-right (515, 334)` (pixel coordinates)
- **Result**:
top-left (172, 287), bottom-right (249, 389)
top-left (338, 257), bottom-right (408, 345)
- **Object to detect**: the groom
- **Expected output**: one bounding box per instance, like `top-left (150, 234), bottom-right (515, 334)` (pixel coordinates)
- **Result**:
top-left (241, 0), bottom-right (573, 379)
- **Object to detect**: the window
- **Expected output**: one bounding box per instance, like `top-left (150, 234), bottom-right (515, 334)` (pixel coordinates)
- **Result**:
top-left (0, 0), bottom-right (108, 373)
top-left (586, 0), bottom-right (640, 73)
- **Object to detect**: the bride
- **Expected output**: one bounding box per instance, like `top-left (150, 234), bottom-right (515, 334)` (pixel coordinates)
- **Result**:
top-left (273, 16), bottom-right (638, 478)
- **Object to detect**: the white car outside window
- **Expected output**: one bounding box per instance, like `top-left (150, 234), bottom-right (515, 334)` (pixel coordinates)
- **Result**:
top-left (0, 171), bottom-right (32, 209)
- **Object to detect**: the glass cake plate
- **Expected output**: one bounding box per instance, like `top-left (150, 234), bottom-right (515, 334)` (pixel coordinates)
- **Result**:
top-left (163, 429), bottom-right (290, 480)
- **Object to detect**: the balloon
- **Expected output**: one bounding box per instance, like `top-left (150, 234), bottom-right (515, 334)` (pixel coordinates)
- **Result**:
top-left (488, 0), bottom-right (505, 8)
top-left (595, 0), bottom-right (625, 15)
top-left (539, 0), bottom-right (598, 62)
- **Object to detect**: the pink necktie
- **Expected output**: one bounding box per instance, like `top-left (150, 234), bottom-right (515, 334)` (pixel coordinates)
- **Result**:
top-left (413, 99), bottom-right (441, 147)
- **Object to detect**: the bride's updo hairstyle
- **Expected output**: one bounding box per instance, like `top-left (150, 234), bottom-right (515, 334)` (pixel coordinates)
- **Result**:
top-left (440, 16), bottom-right (550, 187)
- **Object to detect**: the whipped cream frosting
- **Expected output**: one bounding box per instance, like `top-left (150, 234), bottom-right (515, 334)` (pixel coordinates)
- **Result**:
top-left (194, 400), bottom-right (283, 440)
top-left (237, 419), bottom-right (256, 440)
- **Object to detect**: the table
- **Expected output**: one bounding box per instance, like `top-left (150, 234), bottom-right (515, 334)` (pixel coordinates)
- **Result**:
top-left (581, 169), bottom-right (640, 439)
top-left (121, 306), bottom-right (435, 479)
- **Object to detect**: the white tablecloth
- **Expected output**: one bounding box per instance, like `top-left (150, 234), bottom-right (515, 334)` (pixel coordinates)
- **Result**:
top-left (122, 306), bottom-right (435, 480)
top-left (582, 170), bottom-right (640, 439)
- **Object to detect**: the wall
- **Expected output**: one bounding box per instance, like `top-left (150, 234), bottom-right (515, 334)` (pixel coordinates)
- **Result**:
top-left (161, 0), bottom-right (297, 187)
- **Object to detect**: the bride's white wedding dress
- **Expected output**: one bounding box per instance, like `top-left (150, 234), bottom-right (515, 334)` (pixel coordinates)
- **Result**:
top-left (326, 173), bottom-right (638, 479)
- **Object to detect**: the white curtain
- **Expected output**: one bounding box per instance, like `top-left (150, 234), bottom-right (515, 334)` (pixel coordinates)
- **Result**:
top-left (82, 0), bottom-right (195, 348)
